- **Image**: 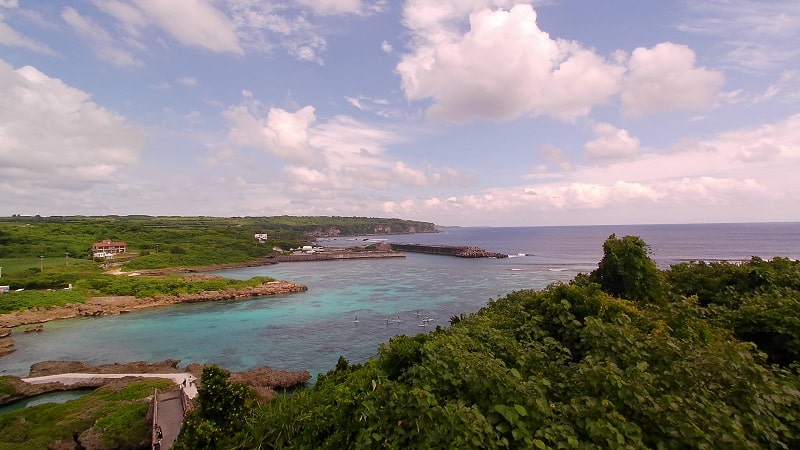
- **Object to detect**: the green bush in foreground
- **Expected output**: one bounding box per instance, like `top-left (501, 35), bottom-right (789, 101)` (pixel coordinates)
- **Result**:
top-left (215, 283), bottom-right (799, 449)
top-left (175, 235), bottom-right (800, 449)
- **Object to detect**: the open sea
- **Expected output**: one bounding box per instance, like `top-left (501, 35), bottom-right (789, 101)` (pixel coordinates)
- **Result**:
top-left (2, 223), bottom-right (799, 379)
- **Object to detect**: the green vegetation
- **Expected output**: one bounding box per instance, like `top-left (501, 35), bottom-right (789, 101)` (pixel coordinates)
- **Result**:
top-left (589, 233), bottom-right (665, 304)
top-left (0, 215), bottom-right (432, 313)
top-left (75, 274), bottom-right (276, 299)
top-left (0, 289), bottom-right (87, 315)
top-left (173, 234), bottom-right (800, 449)
top-left (0, 275), bottom-right (276, 314)
top-left (173, 365), bottom-right (255, 450)
top-left (0, 379), bottom-right (172, 450)
top-left (0, 215), bottom-right (434, 262)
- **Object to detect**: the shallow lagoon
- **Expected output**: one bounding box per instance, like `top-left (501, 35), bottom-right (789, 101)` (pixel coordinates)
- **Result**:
top-left (2, 223), bottom-right (799, 379)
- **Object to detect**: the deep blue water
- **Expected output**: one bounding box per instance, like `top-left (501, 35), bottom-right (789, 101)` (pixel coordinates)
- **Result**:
top-left (1, 223), bottom-right (799, 379)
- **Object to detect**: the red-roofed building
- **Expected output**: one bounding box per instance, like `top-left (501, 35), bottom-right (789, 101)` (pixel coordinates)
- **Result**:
top-left (92, 239), bottom-right (127, 258)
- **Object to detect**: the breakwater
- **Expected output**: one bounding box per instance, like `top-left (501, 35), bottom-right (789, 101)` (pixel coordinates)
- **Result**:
top-left (388, 244), bottom-right (507, 258)
top-left (272, 251), bottom-right (406, 262)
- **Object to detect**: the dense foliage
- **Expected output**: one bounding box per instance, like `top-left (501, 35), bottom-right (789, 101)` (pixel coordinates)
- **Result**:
top-left (589, 234), bottom-right (664, 304)
top-left (173, 365), bottom-right (254, 450)
top-left (0, 215), bottom-right (433, 289)
top-left (0, 275), bottom-right (276, 314)
top-left (174, 234), bottom-right (800, 449)
top-left (0, 379), bottom-right (171, 450)
top-left (666, 256), bottom-right (800, 366)
top-left (0, 215), bottom-right (434, 260)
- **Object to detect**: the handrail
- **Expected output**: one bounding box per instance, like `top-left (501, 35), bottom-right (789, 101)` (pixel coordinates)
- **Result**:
top-left (151, 388), bottom-right (159, 449)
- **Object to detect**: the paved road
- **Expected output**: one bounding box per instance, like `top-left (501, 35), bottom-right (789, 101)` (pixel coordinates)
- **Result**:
top-left (154, 390), bottom-right (185, 449)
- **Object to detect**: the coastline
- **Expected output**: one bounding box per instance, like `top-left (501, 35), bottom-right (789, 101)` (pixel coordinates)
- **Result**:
top-left (0, 249), bottom-right (402, 360)
top-left (0, 280), bottom-right (307, 357)
top-left (0, 280), bottom-right (307, 330)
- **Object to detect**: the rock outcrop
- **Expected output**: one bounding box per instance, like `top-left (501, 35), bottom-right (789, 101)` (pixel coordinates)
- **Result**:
top-left (0, 280), bottom-right (307, 329)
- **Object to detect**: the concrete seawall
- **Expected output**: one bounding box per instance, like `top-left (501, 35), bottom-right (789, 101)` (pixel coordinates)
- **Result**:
top-left (388, 244), bottom-right (507, 258)
top-left (272, 251), bottom-right (406, 262)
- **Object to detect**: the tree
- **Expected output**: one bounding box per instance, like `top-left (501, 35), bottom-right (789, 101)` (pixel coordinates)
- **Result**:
top-left (173, 365), bottom-right (251, 450)
top-left (590, 234), bottom-right (665, 304)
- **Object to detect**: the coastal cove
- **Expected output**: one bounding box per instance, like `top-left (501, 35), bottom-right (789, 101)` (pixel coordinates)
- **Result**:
top-left (1, 223), bottom-right (799, 380)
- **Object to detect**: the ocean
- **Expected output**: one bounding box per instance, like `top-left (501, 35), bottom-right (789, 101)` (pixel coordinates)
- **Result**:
top-left (2, 223), bottom-right (799, 378)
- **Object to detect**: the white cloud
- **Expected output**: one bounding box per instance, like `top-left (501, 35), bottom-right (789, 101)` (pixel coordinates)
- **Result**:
top-left (225, 103), bottom-right (318, 164)
top-left (128, 0), bottom-right (242, 54)
top-left (584, 123), bottom-right (641, 160)
top-left (0, 60), bottom-right (143, 205)
top-left (381, 40), bottom-right (392, 53)
top-left (223, 95), bottom-right (471, 193)
top-left (177, 76), bottom-right (199, 86)
top-left (397, 3), bottom-right (625, 122)
top-left (297, 0), bottom-right (362, 15)
top-left (680, 0), bottom-right (800, 71)
top-left (386, 113), bottom-right (800, 224)
top-left (622, 42), bottom-right (724, 116)
top-left (393, 161), bottom-right (428, 186)
top-left (62, 6), bottom-right (142, 67)
top-left (0, 11), bottom-right (55, 54)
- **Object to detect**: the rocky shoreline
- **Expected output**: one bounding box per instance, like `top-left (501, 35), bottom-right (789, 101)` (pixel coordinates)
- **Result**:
top-left (0, 280), bottom-right (307, 356)
top-left (0, 359), bottom-right (311, 406)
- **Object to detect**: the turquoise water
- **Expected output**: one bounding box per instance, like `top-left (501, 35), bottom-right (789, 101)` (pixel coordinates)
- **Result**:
top-left (2, 223), bottom-right (799, 379)
top-left (0, 389), bottom-right (93, 415)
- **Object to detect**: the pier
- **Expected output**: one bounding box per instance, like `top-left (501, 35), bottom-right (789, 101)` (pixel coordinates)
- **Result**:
top-left (271, 250), bottom-right (406, 262)
top-left (388, 244), bottom-right (507, 258)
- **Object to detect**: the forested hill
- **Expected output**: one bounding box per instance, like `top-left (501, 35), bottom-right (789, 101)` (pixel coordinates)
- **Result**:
top-left (0, 215), bottom-right (435, 259)
top-left (174, 235), bottom-right (800, 449)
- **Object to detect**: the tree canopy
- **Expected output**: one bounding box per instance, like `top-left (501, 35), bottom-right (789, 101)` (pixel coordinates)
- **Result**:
top-left (174, 235), bottom-right (800, 449)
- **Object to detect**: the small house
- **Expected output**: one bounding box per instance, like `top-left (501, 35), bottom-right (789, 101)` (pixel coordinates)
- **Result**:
top-left (92, 239), bottom-right (127, 258)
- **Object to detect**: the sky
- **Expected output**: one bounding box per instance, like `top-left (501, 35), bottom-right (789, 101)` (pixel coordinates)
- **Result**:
top-left (1, 0), bottom-right (799, 227)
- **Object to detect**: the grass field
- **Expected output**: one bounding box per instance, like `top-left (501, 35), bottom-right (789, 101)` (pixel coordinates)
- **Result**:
top-left (0, 257), bottom-right (96, 278)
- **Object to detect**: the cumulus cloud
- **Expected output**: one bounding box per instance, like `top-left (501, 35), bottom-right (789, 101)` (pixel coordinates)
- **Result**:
top-left (381, 40), bottom-right (393, 53)
top-left (225, 103), bottom-right (318, 164)
top-left (223, 94), bottom-right (471, 192)
top-left (584, 123), bottom-right (641, 160)
top-left (0, 60), bottom-right (142, 204)
top-left (622, 42), bottom-right (725, 116)
top-left (397, 3), bottom-right (625, 122)
top-left (385, 113), bottom-right (800, 225)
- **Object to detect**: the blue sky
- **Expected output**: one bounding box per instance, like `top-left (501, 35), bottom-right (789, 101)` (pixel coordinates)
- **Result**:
top-left (1, 0), bottom-right (798, 226)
